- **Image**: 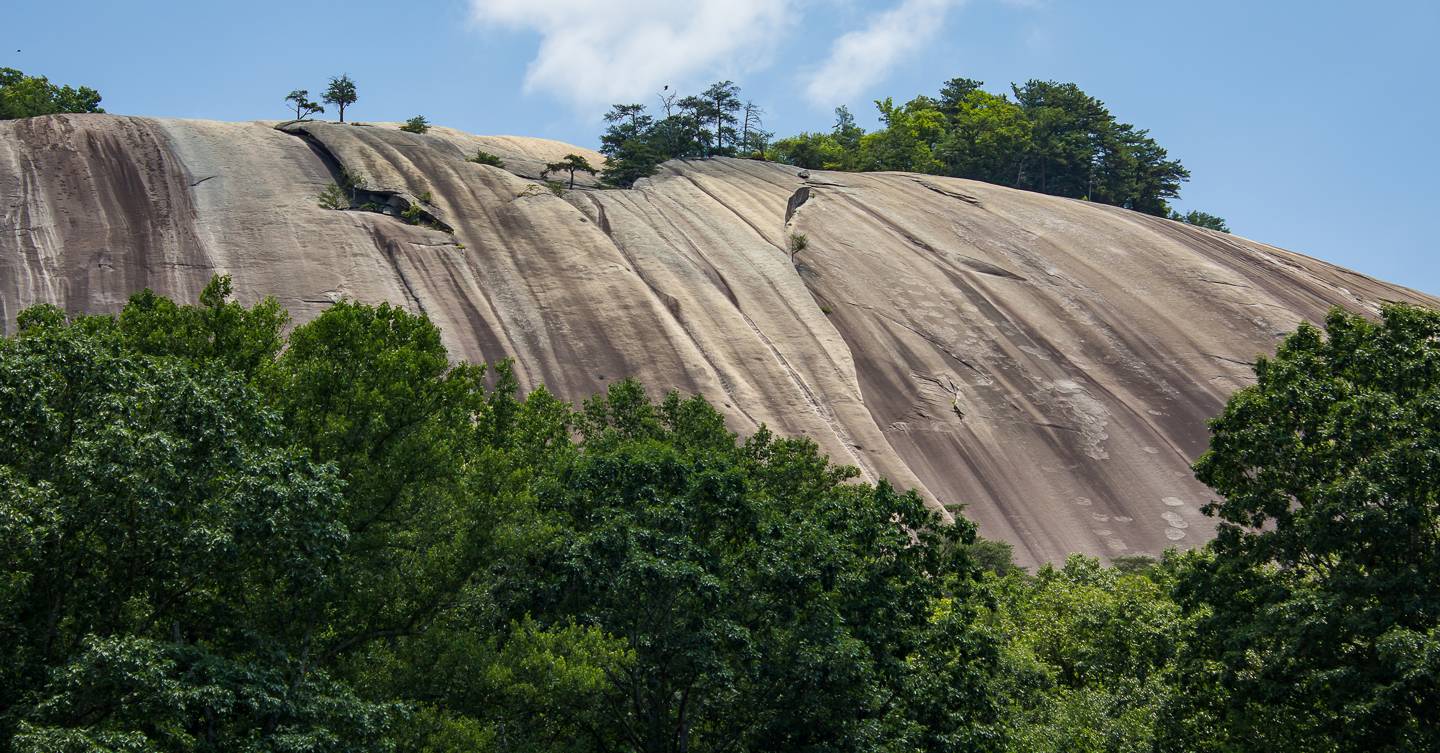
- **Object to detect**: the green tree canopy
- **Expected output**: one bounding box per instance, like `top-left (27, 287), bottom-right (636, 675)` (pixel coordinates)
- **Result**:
top-left (0, 279), bottom-right (1009, 753)
top-left (0, 67), bottom-right (103, 120)
top-left (1166, 303), bottom-right (1440, 753)
top-left (484, 382), bottom-right (1003, 752)
top-left (0, 293), bottom-right (386, 750)
top-left (9, 279), bottom-right (1430, 753)
top-left (989, 555), bottom-right (1185, 753)
top-left (766, 132), bottom-right (846, 171)
top-left (766, 76), bottom-right (1194, 218)
top-left (937, 89), bottom-right (1032, 186)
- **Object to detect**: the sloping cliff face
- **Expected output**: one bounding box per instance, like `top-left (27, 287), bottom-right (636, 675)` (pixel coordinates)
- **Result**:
top-left (3, 114), bottom-right (1432, 566)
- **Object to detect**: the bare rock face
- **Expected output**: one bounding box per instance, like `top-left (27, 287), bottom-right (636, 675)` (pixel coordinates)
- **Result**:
top-left (3, 113), bottom-right (1433, 566)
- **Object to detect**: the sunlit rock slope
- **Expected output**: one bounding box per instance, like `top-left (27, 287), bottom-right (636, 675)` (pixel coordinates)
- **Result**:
top-left (3, 113), bottom-right (1432, 566)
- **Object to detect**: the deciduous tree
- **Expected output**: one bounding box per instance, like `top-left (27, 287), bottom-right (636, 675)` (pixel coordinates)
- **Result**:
top-left (0, 67), bottom-right (103, 120)
top-left (1165, 304), bottom-right (1440, 753)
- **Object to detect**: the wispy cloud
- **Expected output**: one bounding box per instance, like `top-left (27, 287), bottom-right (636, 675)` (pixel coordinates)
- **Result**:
top-left (802, 0), bottom-right (967, 106)
top-left (470, 0), bottom-right (796, 111)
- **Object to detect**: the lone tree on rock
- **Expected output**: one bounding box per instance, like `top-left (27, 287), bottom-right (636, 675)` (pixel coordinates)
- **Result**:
top-left (284, 89), bottom-right (324, 120)
top-left (788, 232), bottom-right (808, 261)
top-left (542, 154), bottom-right (598, 189)
top-left (323, 74), bottom-right (358, 123)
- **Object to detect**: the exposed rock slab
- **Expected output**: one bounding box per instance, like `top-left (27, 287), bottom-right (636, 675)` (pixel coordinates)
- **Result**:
top-left (3, 114), bottom-right (1433, 567)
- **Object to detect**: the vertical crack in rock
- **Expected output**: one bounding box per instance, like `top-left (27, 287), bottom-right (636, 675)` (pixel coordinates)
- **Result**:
top-left (785, 186), bottom-right (811, 224)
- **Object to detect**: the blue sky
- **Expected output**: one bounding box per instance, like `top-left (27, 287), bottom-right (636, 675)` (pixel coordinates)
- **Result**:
top-left (7, 0), bottom-right (1437, 295)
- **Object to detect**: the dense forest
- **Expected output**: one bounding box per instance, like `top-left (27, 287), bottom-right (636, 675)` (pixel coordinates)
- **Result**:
top-left (597, 78), bottom-right (1228, 230)
top-left (1, 281), bottom-right (1435, 752)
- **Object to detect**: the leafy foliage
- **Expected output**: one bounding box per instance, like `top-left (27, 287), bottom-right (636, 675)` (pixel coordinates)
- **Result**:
top-left (988, 555), bottom-right (1185, 753)
top-left (483, 383), bottom-right (1004, 752)
top-left (2, 280), bottom-right (1433, 751)
top-left (1164, 304), bottom-right (1440, 753)
top-left (0, 289), bottom-right (385, 750)
top-left (0, 68), bottom-right (103, 120)
top-left (400, 115), bottom-right (430, 134)
top-left (769, 76), bottom-right (1196, 217)
top-left (0, 281), bottom-right (1009, 752)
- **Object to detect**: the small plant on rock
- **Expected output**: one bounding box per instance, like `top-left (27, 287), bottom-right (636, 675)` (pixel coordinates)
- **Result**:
top-left (417, 189), bottom-right (434, 205)
top-left (468, 149), bottom-right (505, 167)
top-left (400, 115), bottom-right (430, 134)
top-left (544, 180), bottom-right (566, 197)
top-left (401, 202), bottom-right (425, 225)
top-left (338, 169), bottom-right (367, 202)
top-left (788, 232), bottom-right (809, 261)
top-left (317, 183), bottom-right (348, 210)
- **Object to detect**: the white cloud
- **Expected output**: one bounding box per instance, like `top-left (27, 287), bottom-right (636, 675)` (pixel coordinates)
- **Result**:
top-left (802, 0), bottom-right (967, 106)
top-left (470, 0), bottom-right (795, 110)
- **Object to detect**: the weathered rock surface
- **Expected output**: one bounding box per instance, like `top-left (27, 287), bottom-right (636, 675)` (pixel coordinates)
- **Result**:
top-left (3, 113), bottom-right (1433, 566)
